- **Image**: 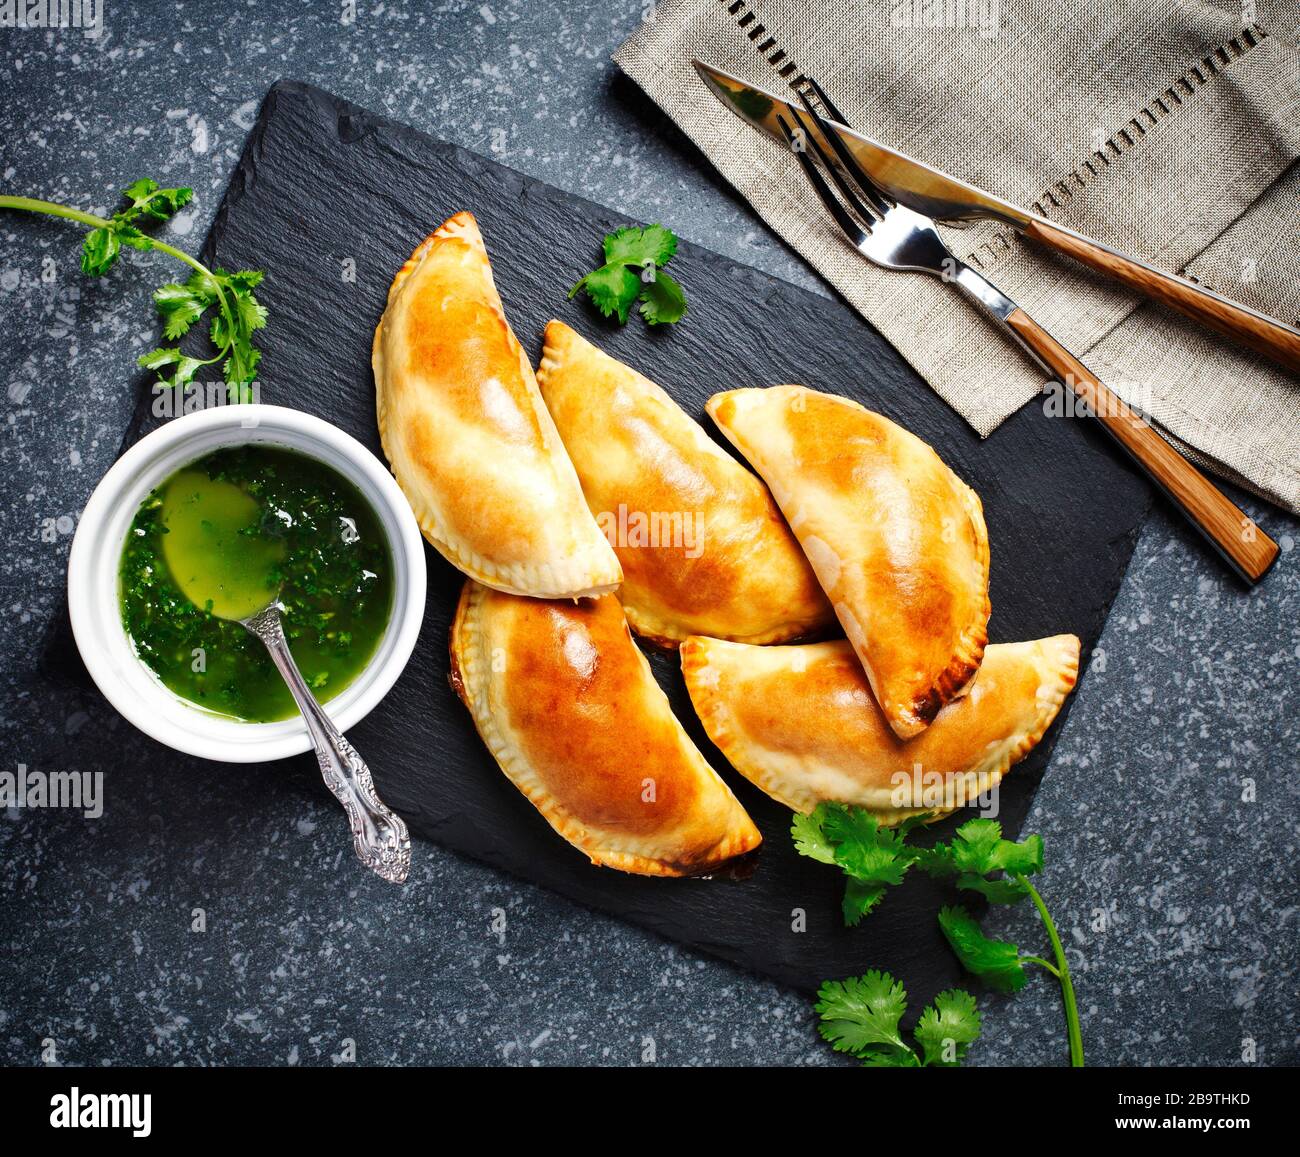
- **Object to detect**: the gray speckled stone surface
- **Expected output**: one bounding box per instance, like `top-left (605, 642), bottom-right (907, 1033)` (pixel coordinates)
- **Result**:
top-left (0, 0), bottom-right (1295, 1068)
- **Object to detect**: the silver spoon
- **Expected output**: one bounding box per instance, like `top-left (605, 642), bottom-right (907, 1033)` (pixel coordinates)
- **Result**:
top-left (239, 601), bottom-right (411, 884)
top-left (161, 469), bottom-right (409, 885)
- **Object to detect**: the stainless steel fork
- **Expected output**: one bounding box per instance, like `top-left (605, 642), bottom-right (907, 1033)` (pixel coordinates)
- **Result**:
top-left (780, 78), bottom-right (1277, 585)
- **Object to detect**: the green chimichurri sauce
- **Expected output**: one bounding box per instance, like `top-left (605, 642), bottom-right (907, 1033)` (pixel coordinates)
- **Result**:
top-left (120, 444), bottom-right (393, 723)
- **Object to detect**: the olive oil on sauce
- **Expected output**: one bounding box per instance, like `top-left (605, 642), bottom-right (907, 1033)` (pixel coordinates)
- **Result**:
top-left (119, 445), bottom-right (393, 723)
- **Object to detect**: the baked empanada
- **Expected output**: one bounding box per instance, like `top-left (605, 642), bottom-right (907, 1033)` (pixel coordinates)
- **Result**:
top-left (707, 386), bottom-right (991, 738)
top-left (682, 634), bottom-right (1078, 821)
top-left (450, 581), bottom-right (761, 876)
top-left (373, 212), bottom-right (621, 598)
top-left (535, 321), bottom-right (833, 646)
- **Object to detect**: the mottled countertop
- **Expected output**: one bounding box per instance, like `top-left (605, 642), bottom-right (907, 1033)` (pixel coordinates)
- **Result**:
top-left (1, 1), bottom-right (1295, 1067)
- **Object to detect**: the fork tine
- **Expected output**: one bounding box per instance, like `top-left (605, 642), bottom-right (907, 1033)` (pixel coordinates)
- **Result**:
top-left (787, 105), bottom-right (882, 229)
top-left (794, 85), bottom-right (893, 219)
top-left (801, 76), bottom-right (851, 130)
top-left (775, 113), bottom-right (869, 247)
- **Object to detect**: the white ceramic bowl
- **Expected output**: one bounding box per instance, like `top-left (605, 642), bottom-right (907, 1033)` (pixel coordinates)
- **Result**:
top-left (68, 405), bottom-right (426, 763)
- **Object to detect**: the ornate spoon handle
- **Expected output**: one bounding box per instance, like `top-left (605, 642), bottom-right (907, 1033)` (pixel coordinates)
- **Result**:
top-left (242, 604), bottom-right (411, 883)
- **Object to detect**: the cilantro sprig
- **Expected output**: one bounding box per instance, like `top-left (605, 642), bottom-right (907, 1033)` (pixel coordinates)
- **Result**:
top-left (795, 805), bottom-right (1085, 1067)
top-left (792, 805), bottom-right (930, 925)
top-left (816, 971), bottom-right (981, 1068)
top-left (1, 180), bottom-right (267, 398)
top-left (569, 224), bottom-right (687, 326)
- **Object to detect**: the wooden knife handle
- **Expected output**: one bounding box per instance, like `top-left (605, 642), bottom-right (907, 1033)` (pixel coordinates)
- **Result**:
top-left (1025, 218), bottom-right (1300, 374)
top-left (1004, 308), bottom-right (1279, 584)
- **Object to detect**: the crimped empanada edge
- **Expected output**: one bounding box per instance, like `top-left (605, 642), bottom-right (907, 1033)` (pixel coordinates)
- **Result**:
top-left (450, 585), bottom-right (758, 877)
top-left (680, 636), bottom-right (815, 814)
top-left (887, 633), bottom-right (1080, 816)
top-left (895, 478), bottom-right (993, 739)
top-left (623, 600), bottom-right (833, 651)
top-left (373, 222), bottom-right (622, 600)
top-left (538, 330), bottom-right (828, 643)
top-left (681, 633), bottom-right (1080, 822)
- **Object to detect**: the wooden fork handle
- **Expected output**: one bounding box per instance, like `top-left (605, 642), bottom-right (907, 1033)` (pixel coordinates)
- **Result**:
top-left (1025, 218), bottom-right (1300, 374)
top-left (1004, 308), bottom-right (1279, 584)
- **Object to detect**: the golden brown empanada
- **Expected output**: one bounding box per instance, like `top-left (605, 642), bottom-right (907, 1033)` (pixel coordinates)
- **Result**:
top-left (681, 634), bottom-right (1078, 822)
top-left (450, 581), bottom-right (761, 876)
top-left (707, 386), bottom-right (991, 739)
top-left (373, 212), bottom-right (621, 598)
top-left (535, 321), bottom-right (833, 647)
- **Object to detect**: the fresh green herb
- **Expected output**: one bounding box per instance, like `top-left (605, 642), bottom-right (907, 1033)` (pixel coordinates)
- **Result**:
top-left (568, 224), bottom-right (687, 326)
top-left (936, 905), bottom-right (1028, 993)
top-left (792, 804), bottom-right (930, 925)
top-left (816, 970), bottom-right (981, 1068)
top-left (920, 818), bottom-right (1083, 1066)
top-left (0, 180), bottom-right (267, 398)
top-left (78, 178), bottom-right (194, 275)
top-left (794, 805), bottom-right (1085, 1067)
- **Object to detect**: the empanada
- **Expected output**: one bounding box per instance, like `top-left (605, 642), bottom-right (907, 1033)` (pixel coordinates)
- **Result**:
top-left (707, 386), bottom-right (991, 738)
top-left (535, 321), bottom-right (833, 646)
top-left (681, 634), bottom-right (1078, 821)
top-left (373, 212), bottom-right (621, 598)
top-left (450, 581), bottom-right (762, 876)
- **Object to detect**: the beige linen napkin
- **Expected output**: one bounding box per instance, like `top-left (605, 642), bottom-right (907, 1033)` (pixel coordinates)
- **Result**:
top-left (615, 0), bottom-right (1300, 512)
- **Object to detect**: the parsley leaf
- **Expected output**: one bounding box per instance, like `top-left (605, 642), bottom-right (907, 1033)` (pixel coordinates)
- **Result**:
top-left (570, 223), bottom-right (687, 327)
top-left (115, 224), bottom-right (152, 252)
top-left (603, 224), bottom-right (677, 267)
top-left (137, 348), bottom-right (182, 371)
top-left (790, 811), bottom-right (837, 864)
top-left (637, 268), bottom-right (687, 326)
top-left (956, 875), bottom-right (1033, 904)
top-left (791, 803), bottom-right (933, 924)
top-left (78, 180), bottom-right (193, 277)
top-left (153, 280), bottom-right (209, 339)
top-left (815, 971), bottom-right (914, 1063)
top-left (569, 262), bottom-right (641, 324)
top-left (817, 971), bottom-right (982, 1068)
top-left (938, 905), bottom-right (1028, 993)
top-left (81, 227), bottom-right (121, 277)
top-left (914, 989), bottom-right (982, 1067)
top-left (840, 877), bottom-right (887, 926)
top-left (918, 817), bottom-right (1043, 904)
top-left (142, 266), bottom-right (265, 391)
top-left (950, 818), bottom-right (1043, 877)
top-left (120, 178), bottom-right (192, 221)
top-left (821, 806), bottom-right (913, 882)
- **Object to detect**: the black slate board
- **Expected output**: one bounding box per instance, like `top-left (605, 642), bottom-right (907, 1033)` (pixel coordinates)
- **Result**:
top-left (91, 82), bottom-right (1153, 999)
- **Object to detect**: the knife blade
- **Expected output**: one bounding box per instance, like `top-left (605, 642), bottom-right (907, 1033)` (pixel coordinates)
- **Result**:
top-left (693, 59), bottom-right (1030, 228)
top-left (693, 58), bottom-right (1300, 373)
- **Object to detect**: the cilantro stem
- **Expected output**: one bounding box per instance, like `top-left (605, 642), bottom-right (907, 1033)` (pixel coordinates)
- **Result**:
top-left (0, 195), bottom-right (113, 232)
top-left (2, 192), bottom-right (240, 377)
top-left (0, 195), bottom-right (209, 276)
top-left (1020, 955), bottom-right (1061, 979)
top-left (1016, 873), bottom-right (1084, 1067)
